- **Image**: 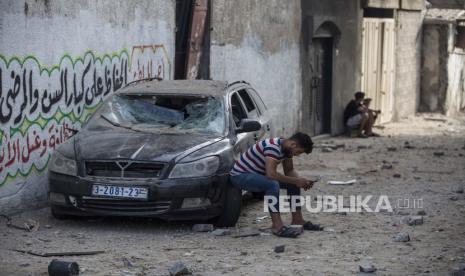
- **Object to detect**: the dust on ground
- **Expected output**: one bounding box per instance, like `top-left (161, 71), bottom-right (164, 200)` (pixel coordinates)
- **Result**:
top-left (1, 113), bottom-right (465, 276)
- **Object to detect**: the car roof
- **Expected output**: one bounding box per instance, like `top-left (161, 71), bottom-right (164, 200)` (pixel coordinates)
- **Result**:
top-left (117, 80), bottom-right (230, 97)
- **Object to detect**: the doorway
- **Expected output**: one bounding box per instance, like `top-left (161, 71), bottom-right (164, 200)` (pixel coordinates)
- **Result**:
top-left (312, 38), bottom-right (333, 135)
top-left (361, 18), bottom-right (396, 123)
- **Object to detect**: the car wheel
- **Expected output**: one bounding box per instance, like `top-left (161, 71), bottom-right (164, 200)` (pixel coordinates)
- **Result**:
top-left (214, 182), bottom-right (242, 227)
top-left (51, 205), bottom-right (69, 220)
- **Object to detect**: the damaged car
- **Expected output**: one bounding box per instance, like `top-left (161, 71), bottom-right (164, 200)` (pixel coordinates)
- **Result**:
top-left (48, 80), bottom-right (273, 226)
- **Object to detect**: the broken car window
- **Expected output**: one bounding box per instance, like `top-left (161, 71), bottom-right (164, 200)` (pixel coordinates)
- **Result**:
top-left (88, 94), bottom-right (225, 135)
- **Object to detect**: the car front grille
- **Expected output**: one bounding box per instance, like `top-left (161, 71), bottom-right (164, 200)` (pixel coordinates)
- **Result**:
top-left (85, 161), bottom-right (164, 178)
top-left (78, 197), bottom-right (171, 213)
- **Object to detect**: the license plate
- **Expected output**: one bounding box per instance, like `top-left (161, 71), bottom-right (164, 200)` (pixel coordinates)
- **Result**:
top-left (91, 185), bottom-right (148, 199)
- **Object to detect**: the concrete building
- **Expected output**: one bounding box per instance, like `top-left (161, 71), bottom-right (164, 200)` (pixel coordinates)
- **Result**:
top-left (421, 8), bottom-right (465, 115)
top-left (0, 0), bottom-right (427, 214)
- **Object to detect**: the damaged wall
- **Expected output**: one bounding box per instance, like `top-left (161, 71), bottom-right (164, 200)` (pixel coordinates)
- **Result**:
top-left (420, 24), bottom-right (450, 112)
top-left (445, 47), bottom-right (465, 115)
top-left (0, 0), bottom-right (175, 214)
top-left (209, 0), bottom-right (302, 137)
top-left (301, 0), bottom-right (363, 135)
top-left (393, 9), bottom-right (424, 120)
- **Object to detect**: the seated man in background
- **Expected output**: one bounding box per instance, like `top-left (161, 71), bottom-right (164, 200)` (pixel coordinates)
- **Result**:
top-left (343, 91), bottom-right (377, 138)
top-left (362, 98), bottom-right (381, 126)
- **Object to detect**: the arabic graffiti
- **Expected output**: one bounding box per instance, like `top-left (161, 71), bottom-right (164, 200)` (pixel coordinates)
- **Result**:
top-left (0, 45), bottom-right (171, 186)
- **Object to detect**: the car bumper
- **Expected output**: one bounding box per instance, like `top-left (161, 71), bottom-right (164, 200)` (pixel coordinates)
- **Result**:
top-left (48, 172), bottom-right (229, 220)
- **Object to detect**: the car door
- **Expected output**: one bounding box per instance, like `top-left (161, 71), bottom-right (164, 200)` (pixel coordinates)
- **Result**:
top-left (230, 92), bottom-right (255, 159)
top-left (245, 88), bottom-right (273, 137)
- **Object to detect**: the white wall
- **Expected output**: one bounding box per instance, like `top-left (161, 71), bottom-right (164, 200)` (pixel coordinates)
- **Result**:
top-left (0, 0), bottom-right (175, 214)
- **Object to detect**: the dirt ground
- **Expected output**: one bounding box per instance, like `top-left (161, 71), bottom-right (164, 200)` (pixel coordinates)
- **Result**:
top-left (1, 113), bottom-right (465, 276)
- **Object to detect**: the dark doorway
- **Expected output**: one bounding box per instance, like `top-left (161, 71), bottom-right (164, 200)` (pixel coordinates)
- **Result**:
top-left (174, 0), bottom-right (193, 79)
top-left (312, 38), bottom-right (333, 135)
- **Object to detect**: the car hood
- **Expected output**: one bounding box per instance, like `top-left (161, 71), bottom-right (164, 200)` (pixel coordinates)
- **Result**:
top-left (75, 129), bottom-right (223, 162)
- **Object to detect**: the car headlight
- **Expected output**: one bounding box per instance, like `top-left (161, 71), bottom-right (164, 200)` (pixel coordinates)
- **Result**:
top-left (169, 156), bottom-right (220, 179)
top-left (49, 151), bottom-right (77, 176)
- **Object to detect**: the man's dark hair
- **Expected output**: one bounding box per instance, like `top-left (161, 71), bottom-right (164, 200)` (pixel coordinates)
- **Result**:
top-left (289, 132), bottom-right (313, 154)
top-left (355, 91), bottom-right (365, 100)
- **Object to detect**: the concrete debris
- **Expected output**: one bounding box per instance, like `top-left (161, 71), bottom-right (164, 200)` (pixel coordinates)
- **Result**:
top-left (168, 261), bottom-right (190, 276)
top-left (417, 210), bottom-right (427, 216)
top-left (393, 232), bottom-right (410, 242)
top-left (274, 245), bottom-right (285, 253)
top-left (381, 163), bottom-right (393, 170)
top-left (450, 196), bottom-right (459, 201)
top-left (359, 263), bottom-right (377, 273)
top-left (407, 216), bottom-right (424, 226)
top-left (322, 147), bottom-right (333, 153)
top-left (211, 229), bottom-right (231, 236)
top-left (192, 224), bottom-right (214, 232)
top-left (453, 186), bottom-right (464, 194)
top-left (122, 257), bottom-right (133, 268)
top-left (450, 264), bottom-right (465, 276)
top-left (232, 228), bottom-right (260, 238)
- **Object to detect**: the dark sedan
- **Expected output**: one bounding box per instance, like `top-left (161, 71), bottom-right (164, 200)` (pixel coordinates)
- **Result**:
top-left (48, 80), bottom-right (273, 226)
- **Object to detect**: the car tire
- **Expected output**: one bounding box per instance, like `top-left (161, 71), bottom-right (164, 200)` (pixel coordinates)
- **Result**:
top-left (51, 205), bottom-right (68, 220)
top-left (214, 182), bottom-right (242, 227)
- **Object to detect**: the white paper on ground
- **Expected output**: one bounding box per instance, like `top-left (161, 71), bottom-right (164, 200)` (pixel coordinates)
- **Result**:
top-left (327, 179), bottom-right (357, 185)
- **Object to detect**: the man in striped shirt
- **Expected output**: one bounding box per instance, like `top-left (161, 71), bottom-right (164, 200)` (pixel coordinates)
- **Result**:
top-left (230, 132), bottom-right (322, 238)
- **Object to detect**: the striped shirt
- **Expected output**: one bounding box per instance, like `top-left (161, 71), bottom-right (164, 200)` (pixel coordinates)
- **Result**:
top-left (230, 138), bottom-right (286, 176)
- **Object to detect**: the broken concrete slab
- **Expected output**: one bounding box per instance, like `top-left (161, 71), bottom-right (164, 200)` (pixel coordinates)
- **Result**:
top-left (393, 232), bottom-right (410, 242)
top-left (407, 216), bottom-right (424, 226)
top-left (417, 210), bottom-right (427, 216)
top-left (322, 147), bottom-right (333, 153)
top-left (211, 229), bottom-right (231, 236)
top-left (192, 224), bottom-right (214, 232)
top-left (168, 261), bottom-right (190, 276)
top-left (274, 245), bottom-right (285, 253)
top-left (359, 263), bottom-right (377, 273)
top-left (381, 163), bottom-right (393, 170)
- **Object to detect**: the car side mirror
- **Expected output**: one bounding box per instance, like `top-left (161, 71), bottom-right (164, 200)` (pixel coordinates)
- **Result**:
top-left (236, 119), bottom-right (261, 134)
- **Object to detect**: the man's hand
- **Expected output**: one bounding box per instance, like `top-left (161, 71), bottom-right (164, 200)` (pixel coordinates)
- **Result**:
top-left (295, 178), bottom-right (314, 190)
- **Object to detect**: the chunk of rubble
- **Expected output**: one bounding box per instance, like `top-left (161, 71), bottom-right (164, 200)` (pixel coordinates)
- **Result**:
top-left (407, 216), bottom-right (424, 226)
top-left (192, 224), bottom-right (214, 232)
top-left (359, 263), bottom-right (377, 273)
top-left (274, 245), bottom-right (285, 253)
top-left (453, 186), bottom-right (464, 194)
top-left (168, 261), bottom-right (190, 276)
top-left (416, 210), bottom-right (426, 216)
top-left (211, 229), bottom-right (231, 236)
top-left (393, 232), bottom-right (410, 242)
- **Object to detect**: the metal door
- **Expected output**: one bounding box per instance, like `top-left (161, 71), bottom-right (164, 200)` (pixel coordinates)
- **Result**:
top-left (361, 18), bottom-right (395, 123)
top-left (312, 38), bottom-right (333, 135)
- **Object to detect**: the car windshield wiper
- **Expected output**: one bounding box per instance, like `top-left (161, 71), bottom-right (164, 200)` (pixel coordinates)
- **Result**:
top-left (100, 114), bottom-right (143, 133)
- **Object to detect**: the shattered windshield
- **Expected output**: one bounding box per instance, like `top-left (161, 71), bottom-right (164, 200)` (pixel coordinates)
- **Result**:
top-left (90, 94), bottom-right (225, 135)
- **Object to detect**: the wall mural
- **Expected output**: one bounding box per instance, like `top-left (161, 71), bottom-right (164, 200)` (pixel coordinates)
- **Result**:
top-left (0, 45), bottom-right (170, 186)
